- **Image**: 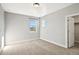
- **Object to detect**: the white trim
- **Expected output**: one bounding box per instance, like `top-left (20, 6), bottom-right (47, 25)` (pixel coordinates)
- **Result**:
top-left (1, 35), bottom-right (5, 48)
top-left (65, 17), bottom-right (68, 48)
top-left (65, 12), bottom-right (79, 48)
top-left (6, 39), bottom-right (37, 45)
top-left (41, 39), bottom-right (67, 48)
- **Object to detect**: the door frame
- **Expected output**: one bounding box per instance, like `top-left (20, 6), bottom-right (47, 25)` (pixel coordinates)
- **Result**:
top-left (65, 13), bottom-right (79, 48)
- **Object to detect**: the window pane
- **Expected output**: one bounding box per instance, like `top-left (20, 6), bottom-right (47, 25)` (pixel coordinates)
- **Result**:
top-left (42, 20), bottom-right (48, 28)
top-left (29, 20), bottom-right (37, 31)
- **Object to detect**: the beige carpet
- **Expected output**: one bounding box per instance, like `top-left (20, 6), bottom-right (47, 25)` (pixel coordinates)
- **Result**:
top-left (1, 39), bottom-right (79, 55)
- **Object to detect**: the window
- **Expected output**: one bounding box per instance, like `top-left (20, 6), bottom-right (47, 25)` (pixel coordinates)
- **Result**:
top-left (29, 19), bottom-right (37, 32)
top-left (42, 20), bottom-right (48, 28)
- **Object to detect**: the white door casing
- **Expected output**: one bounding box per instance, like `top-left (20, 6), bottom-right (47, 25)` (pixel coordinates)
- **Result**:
top-left (67, 17), bottom-right (74, 48)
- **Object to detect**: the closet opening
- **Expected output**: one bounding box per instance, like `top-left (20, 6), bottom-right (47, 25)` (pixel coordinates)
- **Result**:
top-left (73, 15), bottom-right (79, 48)
top-left (66, 13), bottom-right (79, 48)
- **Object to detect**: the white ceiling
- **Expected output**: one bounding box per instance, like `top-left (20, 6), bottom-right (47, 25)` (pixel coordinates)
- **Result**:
top-left (1, 3), bottom-right (73, 17)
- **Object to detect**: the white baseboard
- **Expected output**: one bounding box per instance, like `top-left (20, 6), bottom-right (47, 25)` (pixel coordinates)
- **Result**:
top-left (41, 39), bottom-right (67, 48)
top-left (6, 38), bottom-right (67, 48)
top-left (6, 39), bottom-right (38, 45)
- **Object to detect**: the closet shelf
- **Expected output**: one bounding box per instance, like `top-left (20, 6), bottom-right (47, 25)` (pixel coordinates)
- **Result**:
top-left (75, 22), bottom-right (79, 24)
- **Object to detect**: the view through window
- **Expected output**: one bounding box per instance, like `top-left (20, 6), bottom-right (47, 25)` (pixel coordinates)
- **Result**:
top-left (29, 19), bottom-right (37, 32)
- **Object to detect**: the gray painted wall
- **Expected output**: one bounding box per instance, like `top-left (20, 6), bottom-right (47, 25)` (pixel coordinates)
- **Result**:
top-left (5, 12), bottom-right (40, 45)
top-left (0, 4), bottom-right (4, 48)
top-left (40, 4), bottom-right (79, 48)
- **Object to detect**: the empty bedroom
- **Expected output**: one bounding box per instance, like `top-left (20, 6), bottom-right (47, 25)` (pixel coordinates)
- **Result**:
top-left (0, 3), bottom-right (79, 55)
